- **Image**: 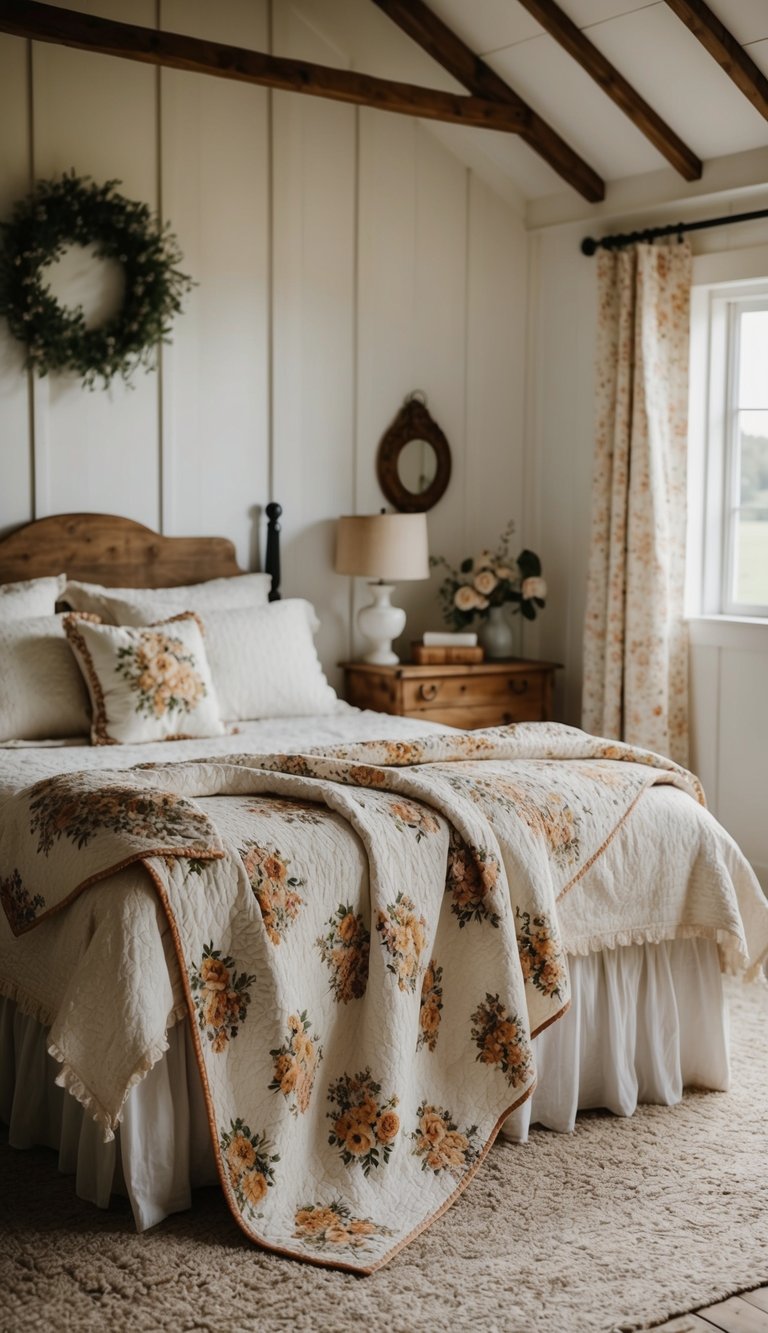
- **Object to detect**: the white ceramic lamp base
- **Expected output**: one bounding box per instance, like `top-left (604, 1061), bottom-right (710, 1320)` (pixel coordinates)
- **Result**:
top-left (357, 583), bottom-right (406, 665)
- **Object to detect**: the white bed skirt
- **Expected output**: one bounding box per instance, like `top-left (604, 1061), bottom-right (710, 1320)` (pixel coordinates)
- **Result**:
top-left (0, 938), bottom-right (729, 1233)
top-left (502, 936), bottom-right (728, 1141)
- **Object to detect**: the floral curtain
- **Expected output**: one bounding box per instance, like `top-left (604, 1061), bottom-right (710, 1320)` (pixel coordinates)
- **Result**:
top-left (582, 240), bottom-right (692, 766)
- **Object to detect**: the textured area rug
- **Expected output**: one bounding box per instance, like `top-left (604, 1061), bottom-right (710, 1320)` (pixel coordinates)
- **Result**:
top-left (2, 978), bottom-right (767, 1333)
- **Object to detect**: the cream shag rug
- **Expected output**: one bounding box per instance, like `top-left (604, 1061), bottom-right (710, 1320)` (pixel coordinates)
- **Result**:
top-left (2, 978), bottom-right (767, 1333)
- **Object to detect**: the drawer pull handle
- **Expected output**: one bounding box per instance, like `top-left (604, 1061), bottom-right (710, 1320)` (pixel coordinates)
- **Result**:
top-left (419, 683), bottom-right (439, 702)
top-left (508, 679), bottom-right (528, 696)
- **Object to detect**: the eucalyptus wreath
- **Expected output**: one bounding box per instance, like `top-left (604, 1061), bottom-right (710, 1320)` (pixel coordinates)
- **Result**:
top-left (0, 171), bottom-right (194, 389)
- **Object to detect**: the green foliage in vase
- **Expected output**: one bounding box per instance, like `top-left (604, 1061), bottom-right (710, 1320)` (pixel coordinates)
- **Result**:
top-left (430, 520), bottom-right (547, 630)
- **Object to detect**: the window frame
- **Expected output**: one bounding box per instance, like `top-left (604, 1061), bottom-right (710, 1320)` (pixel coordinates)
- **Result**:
top-left (722, 293), bottom-right (768, 616)
top-left (695, 279), bottom-right (768, 620)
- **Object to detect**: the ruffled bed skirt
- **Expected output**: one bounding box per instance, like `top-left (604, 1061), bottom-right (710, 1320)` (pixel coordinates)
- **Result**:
top-left (0, 939), bottom-right (729, 1232)
top-left (502, 936), bottom-right (728, 1141)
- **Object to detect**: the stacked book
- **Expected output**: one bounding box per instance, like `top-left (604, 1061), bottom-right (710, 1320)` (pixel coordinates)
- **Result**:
top-left (412, 631), bottom-right (484, 664)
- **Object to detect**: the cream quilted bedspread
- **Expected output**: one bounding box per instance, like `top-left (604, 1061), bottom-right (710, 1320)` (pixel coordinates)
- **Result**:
top-left (3, 722), bottom-right (767, 1272)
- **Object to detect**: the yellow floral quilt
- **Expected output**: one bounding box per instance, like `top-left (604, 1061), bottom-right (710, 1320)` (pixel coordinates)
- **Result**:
top-left (0, 723), bottom-right (728, 1272)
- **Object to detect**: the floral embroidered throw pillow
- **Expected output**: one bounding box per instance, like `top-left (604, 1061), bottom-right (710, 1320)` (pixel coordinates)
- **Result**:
top-left (64, 612), bottom-right (227, 745)
top-left (102, 597), bottom-right (336, 721)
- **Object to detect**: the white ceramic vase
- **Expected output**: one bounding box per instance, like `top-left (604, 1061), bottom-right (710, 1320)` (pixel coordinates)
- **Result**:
top-left (478, 606), bottom-right (521, 659)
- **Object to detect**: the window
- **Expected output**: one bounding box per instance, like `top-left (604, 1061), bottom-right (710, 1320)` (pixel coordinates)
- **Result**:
top-left (722, 300), bottom-right (768, 613)
top-left (693, 280), bottom-right (768, 619)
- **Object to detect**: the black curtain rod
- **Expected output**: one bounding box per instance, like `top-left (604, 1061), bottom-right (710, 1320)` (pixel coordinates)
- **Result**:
top-left (581, 204), bottom-right (768, 255)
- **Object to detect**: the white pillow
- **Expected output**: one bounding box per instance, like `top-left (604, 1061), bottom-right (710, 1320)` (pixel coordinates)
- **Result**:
top-left (0, 574), bottom-right (66, 622)
top-left (205, 601), bottom-right (337, 720)
top-left (107, 598), bottom-right (336, 720)
top-left (0, 614), bottom-right (91, 742)
top-left (64, 612), bottom-right (227, 745)
top-left (63, 572), bottom-right (273, 622)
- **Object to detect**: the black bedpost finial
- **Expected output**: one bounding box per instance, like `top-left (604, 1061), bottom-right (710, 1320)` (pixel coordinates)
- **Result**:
top-left (265, 502), bottom-right (282, 602)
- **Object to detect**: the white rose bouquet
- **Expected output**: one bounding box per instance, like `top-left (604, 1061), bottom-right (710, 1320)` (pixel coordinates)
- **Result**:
top-left (430, 521), bottom-right (546, 631)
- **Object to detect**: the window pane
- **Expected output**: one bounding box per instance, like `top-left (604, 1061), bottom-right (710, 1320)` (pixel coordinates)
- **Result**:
top-left (737, 309), bottom-right (768, 408)
top-left (734, 510), bottom-right (768, 606)
top-left (738, 411), bottom-right (768, 505)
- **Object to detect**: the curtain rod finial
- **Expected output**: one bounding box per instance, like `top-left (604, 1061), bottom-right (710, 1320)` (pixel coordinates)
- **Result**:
top-left (581, 236), bottom-right (598, 256)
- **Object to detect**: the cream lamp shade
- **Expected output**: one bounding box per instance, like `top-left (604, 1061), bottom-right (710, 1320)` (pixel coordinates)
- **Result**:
top-left (335, 513), bottom-right (429, 665)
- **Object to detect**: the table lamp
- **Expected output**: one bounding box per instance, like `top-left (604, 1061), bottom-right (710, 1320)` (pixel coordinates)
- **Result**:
top-left (335, 512), bottom-right (429, 665)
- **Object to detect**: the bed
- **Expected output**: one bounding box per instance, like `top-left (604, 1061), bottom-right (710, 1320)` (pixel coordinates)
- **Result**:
top-left (1, 512), bottom-right (766, 1274)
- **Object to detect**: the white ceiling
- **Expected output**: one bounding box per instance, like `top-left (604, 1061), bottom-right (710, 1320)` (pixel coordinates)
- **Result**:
top-left (427, 0), bottom-right (768, 199)
top-left (297, 0), bottom-right (768, 214)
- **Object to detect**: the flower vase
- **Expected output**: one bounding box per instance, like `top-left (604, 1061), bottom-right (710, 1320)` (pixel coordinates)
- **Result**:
top-left (478, 606), bottom-right (521, 660)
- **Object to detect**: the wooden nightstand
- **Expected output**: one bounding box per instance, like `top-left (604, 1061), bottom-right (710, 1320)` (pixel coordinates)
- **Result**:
top-left (341, 659), bottom-right (561, 730)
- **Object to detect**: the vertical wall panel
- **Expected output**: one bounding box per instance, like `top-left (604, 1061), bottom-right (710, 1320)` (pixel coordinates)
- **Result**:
top-left (30, 0), bottom-right (158, 524)
top-left (272, 4), bottom-right (357, 684)
top-left (356, 110), bottom-right (418, 510)
top-left (356, 110), bottom-right (418, 658)
top-left (409, 125), bottom-right (468, 643)
top-left (0, 35), bottom-right (32, 537)
top-left (718, 649), bottom-right (768, 879)
top-left (688, 642), bottom-right (720, 814)
top-left (160, 0), bottom-right (270, 570)
top-left (465, 173), bottom-right (528, 639)
top-left (356, 116), bottom-right (467, 655)
top-left (529, 223), bottom-right (597, 721)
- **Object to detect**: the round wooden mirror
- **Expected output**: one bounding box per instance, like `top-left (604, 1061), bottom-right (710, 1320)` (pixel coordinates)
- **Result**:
top-left (376, 393), bottom-right (451, 513)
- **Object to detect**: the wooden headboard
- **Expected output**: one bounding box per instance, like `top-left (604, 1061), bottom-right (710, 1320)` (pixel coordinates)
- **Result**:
top-left (0, 506), bottom-right (282, 595)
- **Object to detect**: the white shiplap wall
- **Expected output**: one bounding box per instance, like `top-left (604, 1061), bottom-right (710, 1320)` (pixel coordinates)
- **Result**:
top-left (30, 1), bottom-right (159, 526)
top-left (0, 0), bottom-right (529, 690)
top-left (160, 0), bottom-right (270, 568)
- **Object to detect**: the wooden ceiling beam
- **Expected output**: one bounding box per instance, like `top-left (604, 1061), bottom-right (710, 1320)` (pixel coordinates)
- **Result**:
top-left (0, 0), bottom-right (535, 136)
top-left (514, 0), bottom-right (702, 180)
top-left (663, 0), bottom-right (768, 121)
top-left (371, 0), bottom-right (604, 202)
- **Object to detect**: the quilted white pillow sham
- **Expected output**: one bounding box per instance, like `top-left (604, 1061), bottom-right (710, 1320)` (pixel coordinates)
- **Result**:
top-left (64, 612), bottom-right (227, 745)
top-left (204, 600), bottom-right (337, 720)
top-left (103, 596), bottom-right (336, 720)
top-left (63, 572), bottom-right (272, 622)
top-left (0, 614), bottom-right (91, 742)
top-left (0, 574), bottom-right (66, 621)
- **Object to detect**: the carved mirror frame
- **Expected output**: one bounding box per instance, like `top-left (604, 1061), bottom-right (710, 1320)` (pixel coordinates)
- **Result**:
top-left (376, 393), bottom-right (452, 513)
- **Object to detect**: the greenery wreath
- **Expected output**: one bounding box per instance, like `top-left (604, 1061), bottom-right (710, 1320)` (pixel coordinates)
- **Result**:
top-left (0, 171), bottom-right (194, 389)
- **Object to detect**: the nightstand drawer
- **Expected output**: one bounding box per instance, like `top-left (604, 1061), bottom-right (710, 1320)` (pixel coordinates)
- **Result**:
top-left (340, 658), bottom-right (561, 731)
top-left (410, 698), bottom-right (547, 728)
top-left (345, 671), bottom-right (399, 712)
top-left (401, 671), bottom-right (544, 714)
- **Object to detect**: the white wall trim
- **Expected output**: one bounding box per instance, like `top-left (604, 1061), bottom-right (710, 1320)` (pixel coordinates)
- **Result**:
top-left (688, 616), bottom-right (768, 652)
top-left (692, 244), bottom-right (768, 289)
top-left (266, 0), bottom-right (275, 506)
top-left (526, 147), bottom-right (768, 233)
top-left (31, 376), bottom-right (50, 517)
top-left (27, 36), bottom-right (36, 520)
top-left (155, 5), bottom-right (165, 535)
top-left (523, 229), bottom-right (540, 553)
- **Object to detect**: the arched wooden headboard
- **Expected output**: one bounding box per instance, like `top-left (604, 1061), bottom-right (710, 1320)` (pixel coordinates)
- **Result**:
top-left (0, 508), bottom-right (282, 595)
